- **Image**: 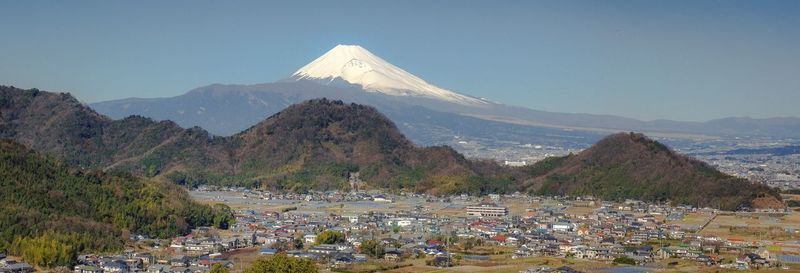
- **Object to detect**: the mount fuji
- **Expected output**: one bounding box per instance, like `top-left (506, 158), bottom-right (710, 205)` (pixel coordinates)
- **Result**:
top-left (90, 45), bottom-right (800, 151)
top-left (290, 45), bottom-right (488, 105)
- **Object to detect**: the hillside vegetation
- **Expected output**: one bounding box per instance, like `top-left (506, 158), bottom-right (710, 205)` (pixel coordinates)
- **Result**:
top-left (525, 132), bottom-right (780, 210)
top-left (0, 139), bottom-right (233, 267)
top-left (0, 86), bottom-right (781, 210)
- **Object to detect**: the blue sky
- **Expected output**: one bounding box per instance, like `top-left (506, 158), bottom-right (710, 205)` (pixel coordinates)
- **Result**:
top-left (1, 1), bottom-right (798, 121)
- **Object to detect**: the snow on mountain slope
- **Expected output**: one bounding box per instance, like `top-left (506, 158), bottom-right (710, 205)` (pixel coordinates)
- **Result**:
top-left (291, 44), bottom-right (489, 105)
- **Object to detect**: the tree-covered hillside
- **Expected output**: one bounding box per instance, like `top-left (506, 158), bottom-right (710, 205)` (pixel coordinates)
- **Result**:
top-left (525, 132), bottom-right (780, 210)
top-left (0, 140), bottom-right (233, 267)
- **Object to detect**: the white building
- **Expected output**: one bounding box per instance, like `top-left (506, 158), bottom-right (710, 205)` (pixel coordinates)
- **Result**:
top-left (343, 214), bottom-right (359, 223)
top-left (552, 222), bottom-right (575, 232)
top-left (373, 195), bottom-right (392, 202)
top-left (387, 217), bottom-right (413, 227)
top-left (304, 234), bottom-right (318, 243)
top-left (466, 204), bottom-right (508, 217)
top-left (504, 160), bottom-right (527, 167)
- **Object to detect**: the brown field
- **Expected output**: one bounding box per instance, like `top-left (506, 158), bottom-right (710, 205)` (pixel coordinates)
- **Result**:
top-left (221, 247), bottom-right (261, 272)
top-left (668, 212), bottom-right (713, 227)
top-left (700, 213), bottom-right (800, 242)
top-left (781, 194), bottom-right (800, 201)
top-left (381, 256), bottom-right (611, 273)
top-left (564, 206), bottom-right (597, 217)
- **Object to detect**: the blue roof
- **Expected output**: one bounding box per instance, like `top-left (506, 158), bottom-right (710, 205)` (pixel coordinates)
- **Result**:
top-left (103, 262), bottom-right (127, 268)
top-left (778, 255), bottom-right (800, 263)
top-left (463, 255), bottom-right (490, 261)
top-left (5, 263), bottom-right (33, 269)
top-left (259, 248), bottom-right (278, 254)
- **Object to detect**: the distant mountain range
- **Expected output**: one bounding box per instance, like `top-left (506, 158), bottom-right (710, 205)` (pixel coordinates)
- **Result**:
top-left (0, 86), bottom-right (780, 210)
top-left (91, 44), bottom-right (800, 148)
top-left (92, 81), bottom-right (605, 152)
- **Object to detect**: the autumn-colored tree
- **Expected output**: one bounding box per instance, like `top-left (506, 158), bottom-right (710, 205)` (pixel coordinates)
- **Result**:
top-left (359, 240), bottom-right (384, 258)
top-left (210, 263), bottom-right (230, 273)
top-left (244, 253), bottom-right (317, 273)
top-left (314, 230), bottom-right (345, 245)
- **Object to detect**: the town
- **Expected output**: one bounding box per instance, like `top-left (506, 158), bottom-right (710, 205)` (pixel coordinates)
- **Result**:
top-left (5, 187), bottom-right (799, 273)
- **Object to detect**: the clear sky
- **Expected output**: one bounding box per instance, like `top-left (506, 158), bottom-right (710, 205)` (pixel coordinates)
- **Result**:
top-left (1, 1), bottom-right (798, 121)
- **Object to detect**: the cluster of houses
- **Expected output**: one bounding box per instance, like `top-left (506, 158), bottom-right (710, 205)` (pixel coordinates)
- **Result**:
top-left (70, 251), bottom-right (239, 273)
top-left (235, 209), bottom-right (456, 268)
top-left (238, 191), bottom-right (791, 270)
top-left (220, 189), bottom-right (796, 271)
top-left (8, 188), bottom-right (794, 272)
top-left (0, 254), bottom-right (34, 273)
top-left (65, 226), bottom-right (260, 273)
top-left (503, 198), bottom-right (787, 270)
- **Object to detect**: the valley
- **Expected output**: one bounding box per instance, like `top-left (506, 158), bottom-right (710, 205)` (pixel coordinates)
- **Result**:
top-left (2, 6), bottom-right (798, 272)
top-left (44, 188), bottom-right (800, 273)
top-left (0, 86), bottom-right (792, 272)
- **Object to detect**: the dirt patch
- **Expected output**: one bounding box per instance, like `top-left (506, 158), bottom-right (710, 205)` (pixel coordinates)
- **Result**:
top-left (753, 196), bottom-right (786, 209)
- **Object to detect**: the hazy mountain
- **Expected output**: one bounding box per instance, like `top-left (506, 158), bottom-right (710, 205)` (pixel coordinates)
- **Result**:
top-left (0, 86), bottom-right (781, 210)
top-left (91, 81), bottom-right (604, 150)
top-left (91, 45), bottom-right (800, 145)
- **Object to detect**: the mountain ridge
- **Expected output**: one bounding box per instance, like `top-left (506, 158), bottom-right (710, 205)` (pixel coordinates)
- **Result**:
top-left (90, 82), bottom-right (800, 141)
top-left (0, 86), bottom-right (510, 193)
top-left (91, 44), bottom-right (800, 140)
top-left (0, 86), bottom-right (782, 210)
top-left (91, 81), bottom-right (606, 150)
top-left (86, 43), bottom-right (800, 142)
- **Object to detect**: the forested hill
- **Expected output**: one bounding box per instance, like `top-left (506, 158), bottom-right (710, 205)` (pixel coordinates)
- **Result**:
top-left (525, 132), bottom-right (781, 210)
top-left (226, 99), bottom-right (514, 193)
top-left (0, 86), bottom-right (781, 210)
top-left (0, 139), bottom-right (233, 267)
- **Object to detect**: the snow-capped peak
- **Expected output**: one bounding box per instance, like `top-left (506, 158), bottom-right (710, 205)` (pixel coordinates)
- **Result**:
top-left (291, 44), bottom-right (487, 105)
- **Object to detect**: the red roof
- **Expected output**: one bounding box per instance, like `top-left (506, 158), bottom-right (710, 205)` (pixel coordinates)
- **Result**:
top-left (427, 239), bottom-right (444, 246)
